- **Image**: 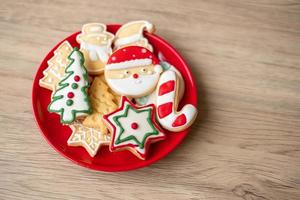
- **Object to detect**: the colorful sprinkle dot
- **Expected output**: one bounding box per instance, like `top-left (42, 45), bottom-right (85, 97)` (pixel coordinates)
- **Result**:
top-left (141, 48), bottom-right (147, 53)
top-left (67, 92), bottom-right (74, 98)
top-left (71, 83), bottom-right (78, 89)
top-left (131, 122), bottom-right (138, 130)
top-left (66, 99), bottom-right (73, 106)
top-left (74, 75), bottom-right (80, 82)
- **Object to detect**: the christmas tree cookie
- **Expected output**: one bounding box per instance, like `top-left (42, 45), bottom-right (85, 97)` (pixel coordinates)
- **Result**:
top-left (39, 41), bottom-right (73, 91)
top-left (48, 48), bottom-right (92, 124)
top-left (103, 96), bottom-right (165, 160)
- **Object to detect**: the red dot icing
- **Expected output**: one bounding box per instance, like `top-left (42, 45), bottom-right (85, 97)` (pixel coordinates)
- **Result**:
top-left (133, 73), bottom-right (139, 79)
top-left (74, 75), bottom-right (80, 82)
top-left (131, 122), bottom-right (138, 130)
top-left (67, 92), bottom-right (74, 98)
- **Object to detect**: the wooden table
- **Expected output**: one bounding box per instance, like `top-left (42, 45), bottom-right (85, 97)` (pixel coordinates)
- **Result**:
top-left (1, 0), bottom-right (299, 199)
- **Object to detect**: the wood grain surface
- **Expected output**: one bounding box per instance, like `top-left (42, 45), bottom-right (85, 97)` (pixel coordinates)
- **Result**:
top-left (1, 0), bottom-right (300, 199)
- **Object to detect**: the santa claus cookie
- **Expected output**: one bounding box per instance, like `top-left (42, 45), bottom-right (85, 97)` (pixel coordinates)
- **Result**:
top-left (48, 48), bottom-right (91, 124)
top-left (103, 96), bottom-right (165, 160)
top-left (113, 20), bottom-right (155, 51)
top-left (105, 46), bottom-right (163, 98)
top-left (76, 23), bottom-right (114, 75)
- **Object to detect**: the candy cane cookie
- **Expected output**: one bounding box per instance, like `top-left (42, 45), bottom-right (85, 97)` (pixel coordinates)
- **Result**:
top-left (156, 70), bottom-right (197, 132)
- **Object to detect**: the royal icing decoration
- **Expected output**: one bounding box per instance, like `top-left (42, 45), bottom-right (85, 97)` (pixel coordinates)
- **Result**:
top-left (103, 96), bottom-right (165, 160)
top-left (135, 60), bottom-right (185, 106)
top-left (105, 46), bottom-right (163, 98)
top-left (113, 21), bottom-right (155, 51)
top-left (48, 48), bottom-right (91, 124)
top-left (39, 41), bottom-right (73, 90)
top-left (67, 121), bottom-right (111, 157)
top-left (156, 70), bottom-right (197, 132)
top-left (76, 23), bottom-right (114, 74)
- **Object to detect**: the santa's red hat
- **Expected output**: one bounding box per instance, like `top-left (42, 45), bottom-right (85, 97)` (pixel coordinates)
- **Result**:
top-left (106, 46), bottom-right (162, 73)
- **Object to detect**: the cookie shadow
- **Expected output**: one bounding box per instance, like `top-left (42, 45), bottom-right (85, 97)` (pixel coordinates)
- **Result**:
top-left (150, 48), bottom-right (210, 167)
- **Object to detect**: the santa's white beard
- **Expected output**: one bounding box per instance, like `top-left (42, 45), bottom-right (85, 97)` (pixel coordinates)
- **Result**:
top-left (106, 73), bottom-right (160, 98)
top-left (80, 41), bottom-right (111, 62)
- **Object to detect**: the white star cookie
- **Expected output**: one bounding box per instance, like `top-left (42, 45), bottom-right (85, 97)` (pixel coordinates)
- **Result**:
top-left (67, 122), bottom-right (111, 157)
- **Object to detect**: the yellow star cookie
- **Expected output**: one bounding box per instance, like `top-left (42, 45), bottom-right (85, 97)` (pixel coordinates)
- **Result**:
top-left (67, 122), bottom-right (111, 157)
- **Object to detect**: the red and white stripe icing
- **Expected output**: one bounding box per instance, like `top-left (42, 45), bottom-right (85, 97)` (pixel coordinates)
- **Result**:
top-left (156, 71), bottom-right (197, 132)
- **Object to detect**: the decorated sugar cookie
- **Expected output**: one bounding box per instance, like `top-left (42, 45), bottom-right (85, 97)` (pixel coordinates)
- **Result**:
top-left (48, 48), bottom-right (92, 124)
top-left (39, 41), bottom-right (73, 90)
top-left (105, 46), bottom-right (163, 98)
top-left (77, 23), bottom-right (114, 74)
top-left (113, 20), bottom-right (155, 51)
top-left (67, 121), bottom-right (111, 157)
top-left (103, 96), bottom-right (165, 160)
top-left (135, 60), bottom-right (185, 106)
top-left (156, 70), bottom-right (197, 132)
top-left (83, 75), bottom-right (120, 133)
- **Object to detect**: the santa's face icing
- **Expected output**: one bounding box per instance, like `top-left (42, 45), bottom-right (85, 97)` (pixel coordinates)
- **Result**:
top-left (105, 65), bottom-right (162, 98)
top-left (105, 46), bottom-right (163, 98)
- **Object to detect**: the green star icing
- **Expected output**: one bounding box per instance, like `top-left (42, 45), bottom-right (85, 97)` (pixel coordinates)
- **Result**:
top-left (112, 104), bottom-right (158, 149)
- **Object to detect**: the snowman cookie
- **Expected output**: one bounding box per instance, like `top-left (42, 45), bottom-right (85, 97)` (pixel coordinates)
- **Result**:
top-left (104, 46), bottom-right (163, 98)
top-left (77, 23), bottom-right (114, 75)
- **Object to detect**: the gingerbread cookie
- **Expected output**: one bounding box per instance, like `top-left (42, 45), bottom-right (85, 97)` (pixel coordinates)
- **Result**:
top-left (48, 48), bottom-right (91, 124)
top-left (113, 21), bottom-right (155, 51)
top-left (105, 46), bottom-right (163, 98)
top-left (67, 121), bottom-right (111, 157)
top-left (103, 96), bottom-right (165, 160)
top-left (156, 70), bottom-right (197, 132)
top-left (76, 23), bottom-right (114, 75)
top-left (39, 41), bottom-right (73, 90)
top-left (82, 75), bottom-right (120, 133)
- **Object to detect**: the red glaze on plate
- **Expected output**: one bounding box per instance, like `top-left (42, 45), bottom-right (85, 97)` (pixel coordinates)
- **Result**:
top-left (32, 24), bottom-right (197, 172)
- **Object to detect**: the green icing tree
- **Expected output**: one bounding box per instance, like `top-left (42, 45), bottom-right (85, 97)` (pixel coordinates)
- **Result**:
top-left (48, 47), bottom-right (91, 124)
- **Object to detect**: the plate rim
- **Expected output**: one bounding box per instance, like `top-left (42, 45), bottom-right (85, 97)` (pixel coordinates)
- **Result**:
top-left (32, 24), bottom-right (198, 172)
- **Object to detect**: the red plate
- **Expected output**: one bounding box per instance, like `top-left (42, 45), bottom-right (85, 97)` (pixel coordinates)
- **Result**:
top-left (32, 24), bottom-right (198, 172)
